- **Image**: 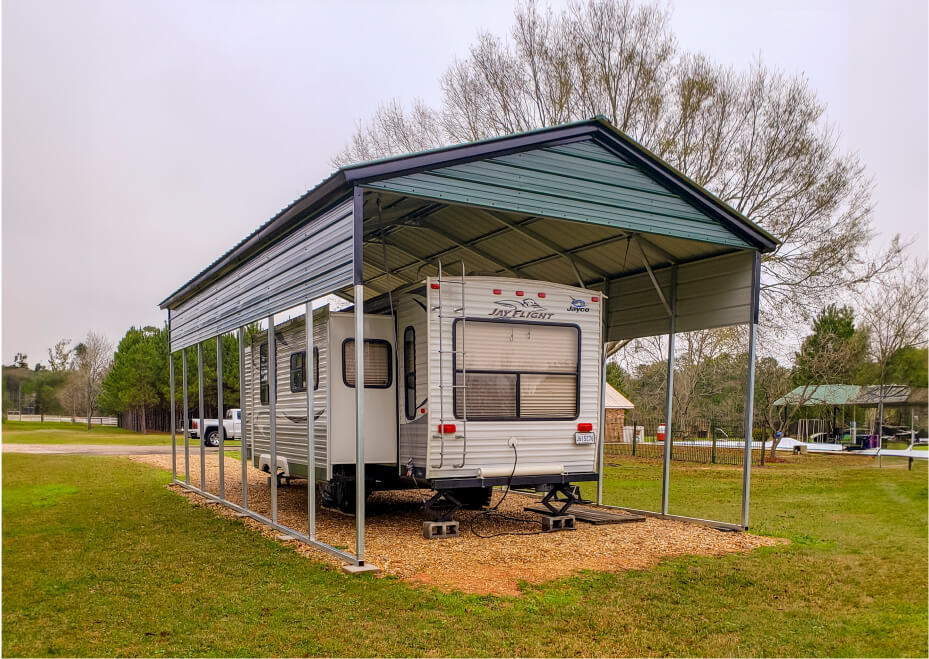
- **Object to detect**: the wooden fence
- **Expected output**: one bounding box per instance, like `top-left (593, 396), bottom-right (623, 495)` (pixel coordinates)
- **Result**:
top-left (5, 412), bottom-right (118, 426)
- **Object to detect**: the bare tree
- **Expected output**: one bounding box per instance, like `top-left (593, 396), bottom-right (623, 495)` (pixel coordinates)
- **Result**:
top-left (860, 261), bottom-right (929, 436)
top-left (47, 339), bottom-right (73, 372)
top-left (72, 331), bottom-right (112, 429)
top-left (332, 0), bottom-right (896, 325)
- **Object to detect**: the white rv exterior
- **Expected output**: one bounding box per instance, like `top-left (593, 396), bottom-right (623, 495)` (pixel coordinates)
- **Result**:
top-left (243, 276), bottom-right (603, 498)
top-left (244, 307), bottom-right (397, 481)
top-left (402, 276), bottom-right (602, 483)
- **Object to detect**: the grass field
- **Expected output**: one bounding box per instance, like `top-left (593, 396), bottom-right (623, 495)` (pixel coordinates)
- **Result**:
top-left (2, 435), bottom-right (926, 656)
top-left (1, 421), bottom-right (240, 448)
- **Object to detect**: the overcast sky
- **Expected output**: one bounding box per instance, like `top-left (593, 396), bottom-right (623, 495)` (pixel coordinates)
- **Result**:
top-left (3, 0), bottom-right (926, 367)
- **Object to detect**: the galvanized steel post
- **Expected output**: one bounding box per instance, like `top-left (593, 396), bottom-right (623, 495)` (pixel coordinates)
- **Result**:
top-left (238, 327), bottom-right (249, 509)
top-left (182, 349), bottom-right (190, 484)
top-left (306, 301), bottom-right (316, 540)
top-left (354, 283), bottom-right (366, 563)
top-left (217, 334), bottom-right (224, 501)
top-left (198, 342), bottom-right (206, 491)
top-left (660, 268), bottom-right (677, 516)
top-left (169, 352), bottom-right (176, 482)
top-left (597, 346), bottom-right (607, 505)
top-left (740, 321), bottom-right (757, 528)
top-left (268, 315), bottom-right (278, 524)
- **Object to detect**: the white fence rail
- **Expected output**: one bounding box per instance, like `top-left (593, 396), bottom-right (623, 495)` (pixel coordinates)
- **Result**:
top-left (5, 412), bottom-right (118, 426)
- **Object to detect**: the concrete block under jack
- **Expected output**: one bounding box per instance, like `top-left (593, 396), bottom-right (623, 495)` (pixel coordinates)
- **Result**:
top-left (233, 512), bottom-right (250, 518)
top-left (423, 520), bottom-right (460, 539)
top-left (341, 563), bottom-right (381, 575)
top-left (276, 534), bottom-right (299, 542)
top-left (541, 515), bottom-right (576, 532)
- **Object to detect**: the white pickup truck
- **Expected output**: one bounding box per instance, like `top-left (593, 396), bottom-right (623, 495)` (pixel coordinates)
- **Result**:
top-left (189, 408), bottom-right (242, 446)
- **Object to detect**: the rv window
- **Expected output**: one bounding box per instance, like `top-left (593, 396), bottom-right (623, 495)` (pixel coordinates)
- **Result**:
top-left (290, 348), bottom-right (320, 393)
top-left (259, 343), bottom-right (269, 405)
top-left (404, 326), bottom-right (416, 419)
top-left (453, 320), bottom-right (579, 421)
top-left (342, 339), bottom-right (392, 388)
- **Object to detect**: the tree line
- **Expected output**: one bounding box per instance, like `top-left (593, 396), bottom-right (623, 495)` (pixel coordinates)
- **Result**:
top-left (3, 326), bottom-right (242, 434)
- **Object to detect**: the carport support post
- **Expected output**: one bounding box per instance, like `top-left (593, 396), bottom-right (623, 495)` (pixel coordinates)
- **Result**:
top-left (182, 349), bottom-right (190, 484)
top-left (597, 344), bottom-right (607, 504)
top-left (353, 185), bottom-right (366, 566)
top-left (740, 321), bottom-right (757, 528)
top-left (660, 271), bottom-right (677, 516)
top-left (354, 284), bottom-right (366, 563)
top-left (198, 342), bottom-right (206, 491)
top-left (238, 327), bottom-right (248, 509)
top-left (268, 315), bottom-right (278, 524)
top-left (306, 301), bottom-right (316, 540)
top-left (169, 352), bottom-right (176, 482)
top-left (217, 334), bottom-right (224, 501)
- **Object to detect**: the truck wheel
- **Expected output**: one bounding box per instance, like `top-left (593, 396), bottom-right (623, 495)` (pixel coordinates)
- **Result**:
top-left (204, 429), bottom-right (219, 447)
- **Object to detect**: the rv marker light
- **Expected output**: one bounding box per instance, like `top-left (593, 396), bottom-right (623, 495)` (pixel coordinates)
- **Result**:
top-left (438, 424), bottom-right (456, 434)
top-left (537, 292), bottom-right (546, 298)
top-left (515, 290), bottom-right (524, 296)
top-left (430, 283), bottom-right (440, 289)
top-left (577, 423), bottom-right (593, 432)
top-left (493, 289), bottom-right (502, 295)
top-left (591, 296), bottom-right (599, 302)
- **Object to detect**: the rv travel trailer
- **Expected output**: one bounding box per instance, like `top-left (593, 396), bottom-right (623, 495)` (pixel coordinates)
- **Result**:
top-left (244, 274), bottom-right (603, 518)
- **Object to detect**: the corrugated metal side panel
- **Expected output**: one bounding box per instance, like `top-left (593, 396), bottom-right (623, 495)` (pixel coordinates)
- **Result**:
top-left (397, 293), bottom-right (429, 471)
top-left (247, 312), bottom-right (329, 476)
top-left (169, 200), bottom-right (353, 352)
top-left (606, 250), bottom-right (755, 340)
top-left (364, 140), bottom-right (748, 249)
top-left (425, 277), bottom-right (602, 479)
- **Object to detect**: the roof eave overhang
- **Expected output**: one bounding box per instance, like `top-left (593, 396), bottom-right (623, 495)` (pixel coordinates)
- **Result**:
top-left (158, 171), bottom-right (351, 309)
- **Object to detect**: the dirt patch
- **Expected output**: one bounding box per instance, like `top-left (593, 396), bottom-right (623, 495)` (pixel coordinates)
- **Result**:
top-left (130, 452), bottom-right (785, 596)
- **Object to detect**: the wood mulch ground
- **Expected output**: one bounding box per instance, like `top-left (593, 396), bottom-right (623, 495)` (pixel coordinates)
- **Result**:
top-left (129, 453), bottom-right (784, 596)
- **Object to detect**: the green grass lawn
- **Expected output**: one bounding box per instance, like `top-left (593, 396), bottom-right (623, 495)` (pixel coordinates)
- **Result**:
top-left (2, 421), bottom-right (240, 448)
top-left (2, 446), bottom-right (926, 656)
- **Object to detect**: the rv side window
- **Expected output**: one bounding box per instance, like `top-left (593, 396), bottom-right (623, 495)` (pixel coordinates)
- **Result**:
top-left (290, 348), bottom-right (320, 393)
top-left (259, 343), bottom-right (269, 405)
top-left (403, 326), bottom-right (416, 419)
top-left (453, 320), bottom-right (579, 421)
top-left (342, 339), bottom-right (392, 388)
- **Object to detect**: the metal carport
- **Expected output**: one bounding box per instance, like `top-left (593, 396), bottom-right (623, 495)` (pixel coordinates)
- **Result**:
top-left (160, 116), bottom-right (778, 569)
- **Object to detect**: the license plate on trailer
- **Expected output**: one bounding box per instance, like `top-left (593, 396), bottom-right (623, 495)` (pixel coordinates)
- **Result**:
top-left (575, 432), bottom-right (595, 444)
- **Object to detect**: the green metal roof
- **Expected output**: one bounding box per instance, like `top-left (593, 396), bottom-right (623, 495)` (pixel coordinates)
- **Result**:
top-left (365, 139), bottom-right (750, 249)
top-left (773, 384), bottom-right (863, 407)
top-left (162, 117), bottom-right (778, 310)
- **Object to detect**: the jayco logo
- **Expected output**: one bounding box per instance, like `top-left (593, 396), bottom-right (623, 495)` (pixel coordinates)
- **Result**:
top-left (489, 299), bottom-right (554, 320)
top-left (567, 297), bottom-right (590, 313)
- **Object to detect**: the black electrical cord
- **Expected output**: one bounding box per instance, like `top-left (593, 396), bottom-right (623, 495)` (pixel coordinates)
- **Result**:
top-left (469, 444), bottom-right (544, 539)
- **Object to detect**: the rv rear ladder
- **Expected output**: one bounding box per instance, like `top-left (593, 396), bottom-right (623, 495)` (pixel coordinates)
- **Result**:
top-left (432, 261), bottom-right (468, 470)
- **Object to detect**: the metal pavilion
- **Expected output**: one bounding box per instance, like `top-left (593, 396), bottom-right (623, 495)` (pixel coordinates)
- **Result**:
top-left (159, 117), bottom-right (779, 569)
